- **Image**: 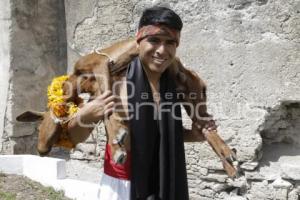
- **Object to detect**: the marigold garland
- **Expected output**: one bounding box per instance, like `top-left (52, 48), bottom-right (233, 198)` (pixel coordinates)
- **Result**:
top-left (47, 75), bottom-right (79, 118)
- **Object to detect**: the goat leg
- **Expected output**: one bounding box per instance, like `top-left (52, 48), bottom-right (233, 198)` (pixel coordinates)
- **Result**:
top-left (173, 58), bottom-right (239, 178)
top-left (203, 129), bottom-right (238, 178)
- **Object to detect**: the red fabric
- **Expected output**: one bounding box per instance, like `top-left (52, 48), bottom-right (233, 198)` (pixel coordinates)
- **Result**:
top-left (103, 144), bottom-right (131, 180)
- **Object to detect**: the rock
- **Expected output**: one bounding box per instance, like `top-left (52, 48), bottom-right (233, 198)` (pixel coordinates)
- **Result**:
top-left (70, 151), bottom-right (85, 160)
top-left (240, 161), bottom-right (259, 171)
top-left (200, 167), bottom-right (209, 176)
top-left (281, 161), bottom-right (300, 180)
top-left (225, 196), bottom-right (247, 200)
top-left (249, 182), bottom-right (275, 200)
top-left (200, 173), bottom-right (228, 183)
top-left (199, 189), bottom-right (215, 198)
top-left (244, 171), bottom-right (265, 181)
top-left (272, 177), bottom-right (293, 189)
top-left (273, 188), bottom-right (289, 200)
top-left (288, 189), bottom-right (299, 200)
top-left (76, 143), bottom-right (96, 156)
top-left (227, 176), bottom-right (247, 189)
top-left (211, 183), bottom-right (229, 192)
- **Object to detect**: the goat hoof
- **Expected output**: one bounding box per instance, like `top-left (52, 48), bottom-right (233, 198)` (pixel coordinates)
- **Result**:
top-left (113, 149), bottom-right (127, 165)
top-left (112, 128), bottom-right (128, 146)
top-left (225, 154), bottom-right (237, 164)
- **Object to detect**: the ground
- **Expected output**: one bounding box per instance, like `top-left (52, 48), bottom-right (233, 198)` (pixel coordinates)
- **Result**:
top-left (0, 173), bottom-right (71, 200)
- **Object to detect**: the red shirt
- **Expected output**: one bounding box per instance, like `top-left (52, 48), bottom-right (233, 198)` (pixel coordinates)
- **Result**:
top-left (103, 144), bottom-right (131, 180)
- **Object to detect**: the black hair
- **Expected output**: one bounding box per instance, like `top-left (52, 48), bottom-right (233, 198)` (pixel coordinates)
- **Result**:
top-left (138, 6), bottom-right (183, 31)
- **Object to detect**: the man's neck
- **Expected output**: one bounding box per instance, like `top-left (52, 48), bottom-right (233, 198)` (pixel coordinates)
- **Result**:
top-left (142, 66), bottom-right (161, 105)
top-left (141, 66), bottom-right (158, 82)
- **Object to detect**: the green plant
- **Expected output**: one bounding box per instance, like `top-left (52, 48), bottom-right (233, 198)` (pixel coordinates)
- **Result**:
top-left (24, 178), bottom-right (66, 200)
top-left (0, 191), bottom-right (16, 200)
top-left (41, 187), bottom-right (66, 200)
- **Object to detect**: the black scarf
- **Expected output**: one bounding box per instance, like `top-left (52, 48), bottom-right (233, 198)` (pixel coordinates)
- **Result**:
top-left (127, 57), bottom-right (189, 200)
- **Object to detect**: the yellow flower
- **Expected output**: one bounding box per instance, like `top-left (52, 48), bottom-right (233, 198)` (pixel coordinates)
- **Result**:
top-left (47, 75), bottom-right (79, 119)
top-left (68, 103), bottom-right (79, 115)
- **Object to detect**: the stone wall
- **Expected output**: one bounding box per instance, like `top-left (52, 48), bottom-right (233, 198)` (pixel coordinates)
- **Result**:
top-left (0, 0), bottom-right (67, 154)
top-left (1, 0), bottom-right (300, 199)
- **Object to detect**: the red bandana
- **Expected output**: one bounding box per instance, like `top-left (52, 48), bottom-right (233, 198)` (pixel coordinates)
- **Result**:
top-left (136, 24), bottom-right (180, 46)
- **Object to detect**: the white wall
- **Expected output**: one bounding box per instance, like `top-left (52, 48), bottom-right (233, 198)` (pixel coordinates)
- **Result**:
top-left (0, 0), bottom-right (11, 152)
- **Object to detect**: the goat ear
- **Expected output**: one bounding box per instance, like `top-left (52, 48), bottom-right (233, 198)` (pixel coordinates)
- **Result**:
top-left (16, 111), bottom-right (45, 122)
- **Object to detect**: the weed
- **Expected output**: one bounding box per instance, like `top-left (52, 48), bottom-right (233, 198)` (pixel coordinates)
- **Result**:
top-left (42, 187), bottom-right (66, 200)
top-left (0, 190), bottom-right (16, 200)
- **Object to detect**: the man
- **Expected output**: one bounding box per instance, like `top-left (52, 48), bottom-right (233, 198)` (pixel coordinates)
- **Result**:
top-left (68, 6), bottom-right (203, 200)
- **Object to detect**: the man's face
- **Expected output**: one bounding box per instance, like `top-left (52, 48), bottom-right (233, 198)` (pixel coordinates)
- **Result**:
top-left (137, 35), bottom-right (178, 76)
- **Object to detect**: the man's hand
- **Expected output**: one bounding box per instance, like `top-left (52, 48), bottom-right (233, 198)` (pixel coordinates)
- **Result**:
top-left (76, 90), bottom-right (116, 125)
top-left (67, 90), bottom-right (116, 145)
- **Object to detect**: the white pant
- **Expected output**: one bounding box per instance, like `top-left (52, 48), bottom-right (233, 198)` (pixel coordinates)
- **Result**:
top-left (99, 173), bottom-right (131, 200)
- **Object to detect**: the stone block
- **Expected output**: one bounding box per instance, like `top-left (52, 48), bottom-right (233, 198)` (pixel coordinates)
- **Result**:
top-left (211, 183), bottom-right (229, 192)
top-left (281, 161), bottom-right (300, 180)
top-left (58, 178), bottom-right (101, 200)
top-left (23, 155), bottom-right (66, 185)
top-left (249, 181), bottom-right (275, 200)
top-left (227, 176), bottom-right (248, 189)
top-left (200, 167), bottom-right (209, 176)
top-left (240, 161), bottom-right (259, 171)
top-left (273, 188), bottom-right (289, 200)
top-left (199, 189), bottom-right (215, 198)
top-left (272, 178), bottom-right (292, 189)
top-left (200, 173), bottom-right (228, 183)
top-left (75, 143), bottom-right (96, 155)
top-left (288, 189), bottom-right (299, 200)
top-left (225, 196), bottom-right (247, 200)
top-left (0, 155), bottom-right (23, 175)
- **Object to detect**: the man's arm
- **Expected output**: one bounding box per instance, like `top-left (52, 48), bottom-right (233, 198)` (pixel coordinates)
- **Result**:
top-left (67, 91), bottom-right (115, 145)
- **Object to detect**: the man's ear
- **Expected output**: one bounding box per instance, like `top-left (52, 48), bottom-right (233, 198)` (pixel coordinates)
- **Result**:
top-left (16, 111), bottom-right (45, 122)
